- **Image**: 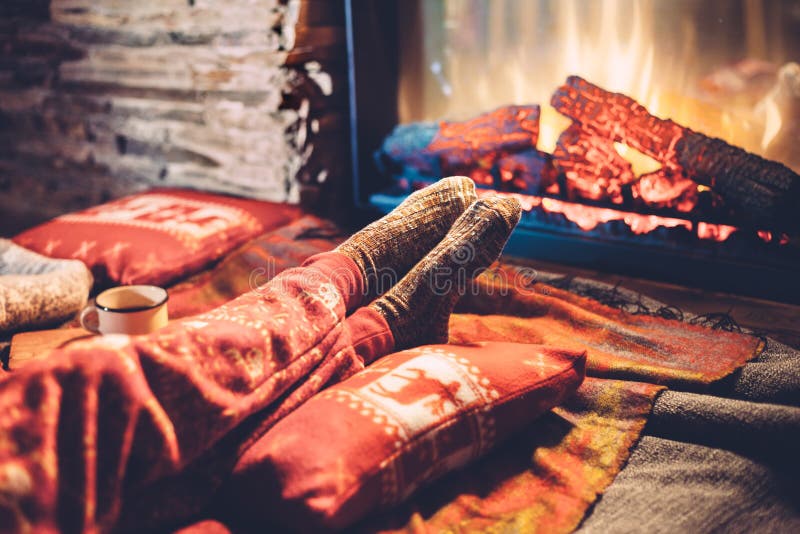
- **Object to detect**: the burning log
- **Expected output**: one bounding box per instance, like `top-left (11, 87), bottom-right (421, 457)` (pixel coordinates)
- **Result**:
top-left (428, 105), bottom-right (540, 171)
top-left (495, 149), bottom-right (557, 194)
top-left (630, 170), bottom-right (698, 212)
top-left (553, 123), bottom-right (636, 203)
top-left (375, 122), bottom-right (441, 176)
top-left (552, 121), bottom-right (698, 210)
top-left (552, 75), bottom-right (800, 232)
top-left (393, 149), bottom-right (556, 197)
top-left (676, 131), bottom-right (800, 229)
top-left (552, 76), bottom-right (685, 167)
top-left (376, 105), bottom-right (539, 176)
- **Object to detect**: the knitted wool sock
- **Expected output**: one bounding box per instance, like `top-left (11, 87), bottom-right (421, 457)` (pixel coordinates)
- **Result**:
top-left (370, 196), bottom-right (521, 349)
top-left (336, 176), bottom-right (477, 303)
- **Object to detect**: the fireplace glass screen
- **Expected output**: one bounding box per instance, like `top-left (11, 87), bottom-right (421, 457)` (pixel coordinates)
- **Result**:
top-left (346, 0), bottom-right (800, 302)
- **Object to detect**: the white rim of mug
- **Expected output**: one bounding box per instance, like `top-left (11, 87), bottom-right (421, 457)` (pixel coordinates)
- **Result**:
top-left (95, 285), bottom-right (169, 314)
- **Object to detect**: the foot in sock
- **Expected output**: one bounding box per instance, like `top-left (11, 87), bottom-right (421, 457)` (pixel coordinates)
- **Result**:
top-left (336, 176), bottom-right (477, 302)
top-left (370, 196), bottom-right (521, 349)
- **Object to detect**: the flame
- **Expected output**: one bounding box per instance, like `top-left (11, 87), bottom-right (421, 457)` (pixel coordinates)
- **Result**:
top-left (398, 1), bottom-right (793, 243)
top-left (557, 0), bottom-right (656, 109)
top-left (760, 96), bottom-right (783, 150)
top-left (537, 105), bottom-right (570, 154)
top-left (532, 0), bottom-right (760, 150)
top-left (757, 62), bottom-right (800, 172)
top-left (612, 143), bottom-right (662, 177)
top-left (403, 0), bottom-right (783, 151)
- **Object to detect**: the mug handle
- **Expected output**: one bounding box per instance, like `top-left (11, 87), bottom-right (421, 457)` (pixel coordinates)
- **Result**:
top-left (79, 305), bottom-right (101, 334)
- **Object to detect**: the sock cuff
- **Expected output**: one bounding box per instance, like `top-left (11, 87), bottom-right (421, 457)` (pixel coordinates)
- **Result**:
top-left (302, 251), bottom-right (365, 311)
top-left (344, 307), bottom-right (395, 365)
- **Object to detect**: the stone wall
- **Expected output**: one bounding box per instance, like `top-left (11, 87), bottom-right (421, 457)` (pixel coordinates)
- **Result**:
top-left (0, 0), bottom-right (348, 234)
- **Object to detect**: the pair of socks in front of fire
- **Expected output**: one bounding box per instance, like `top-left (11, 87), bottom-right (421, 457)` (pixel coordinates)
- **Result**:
top-left (336, 176), bottom-right (522, 349)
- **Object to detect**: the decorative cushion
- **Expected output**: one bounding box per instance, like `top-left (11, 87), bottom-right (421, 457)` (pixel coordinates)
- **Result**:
top-left (13, 189), bottom-right (300, 288)
top-left (226, 342), bottom-right (586, 531)
top-left (167, 215), bottom-right (343, 319)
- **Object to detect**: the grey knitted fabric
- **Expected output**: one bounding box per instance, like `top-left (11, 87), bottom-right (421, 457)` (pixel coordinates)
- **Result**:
top-left (708, 339), bottom-right (800, 406)
top-left (577, 435), bottom-right (800, 534)
top-left (577, 338), bottom-right (800, 533)
top-left (0, 239), bottom-right (93, 335)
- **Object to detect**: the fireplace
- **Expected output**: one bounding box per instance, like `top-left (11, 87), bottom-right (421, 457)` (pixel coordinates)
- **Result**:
top-left (345, 0), bottom-right (800, 303)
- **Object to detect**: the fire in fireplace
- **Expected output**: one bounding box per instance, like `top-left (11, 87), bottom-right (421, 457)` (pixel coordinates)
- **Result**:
top-left (346, 0), bottom-right (800, 303)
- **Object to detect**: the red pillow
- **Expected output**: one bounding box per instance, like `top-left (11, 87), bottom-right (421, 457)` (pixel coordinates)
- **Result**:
top-left (13, 189), bottom-right (300, 288)
top-left (225, 342), bottom-right (586, 531)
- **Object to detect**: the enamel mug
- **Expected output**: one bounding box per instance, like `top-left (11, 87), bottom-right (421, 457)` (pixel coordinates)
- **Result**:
top-left (80, 285), bottom-right (168, 335)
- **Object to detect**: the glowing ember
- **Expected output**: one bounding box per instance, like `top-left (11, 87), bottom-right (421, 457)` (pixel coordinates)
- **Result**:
top-left (697, 223), bottom-right (737, 242)
top-left (756, 231), bottom-right (792, 245)
top-left (632, 172), bottom-right (697, 211)
top-left (478, 189), bottom-right (696, 236)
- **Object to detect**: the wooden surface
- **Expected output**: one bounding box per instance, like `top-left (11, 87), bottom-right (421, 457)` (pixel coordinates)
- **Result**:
top-left (8, 327), bottom-right (93, 370)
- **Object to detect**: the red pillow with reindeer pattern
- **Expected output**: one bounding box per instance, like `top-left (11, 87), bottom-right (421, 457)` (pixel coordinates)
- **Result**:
top-left (225, 342), bottom-right (586, 531)
top-left (13, 189), bottom-right (299, 288)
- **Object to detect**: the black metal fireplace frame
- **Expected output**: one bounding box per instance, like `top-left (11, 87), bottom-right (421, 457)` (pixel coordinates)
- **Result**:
top-left (344, 0), bottom-right (800, 304)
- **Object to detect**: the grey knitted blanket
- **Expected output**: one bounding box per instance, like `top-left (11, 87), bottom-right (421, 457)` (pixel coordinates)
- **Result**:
top-left (0, 239), bottom-right (93, 335)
